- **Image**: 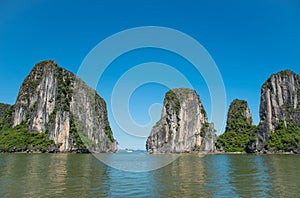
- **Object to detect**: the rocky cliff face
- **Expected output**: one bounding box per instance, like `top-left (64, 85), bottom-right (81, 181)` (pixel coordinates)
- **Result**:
top-left (146, 88), bottom-right (216, 153)
top-left (249, 70), bottom-right (300, 151)
top-left (12, 60), bottom-right (117, 152)
top-left (217, 99), bottom-right (257, 152)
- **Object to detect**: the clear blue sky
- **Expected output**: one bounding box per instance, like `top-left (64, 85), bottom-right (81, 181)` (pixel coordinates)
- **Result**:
top-left (0, 0), bottom-right (299, 149)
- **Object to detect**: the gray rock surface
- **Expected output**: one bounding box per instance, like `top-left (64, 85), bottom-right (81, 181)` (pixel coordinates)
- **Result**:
top-left (12, 60), bottom-right (117, 152)
top-left (146, 88), bottom-right (216, 153)
top-left (249, 70), bottom-right (300, 152)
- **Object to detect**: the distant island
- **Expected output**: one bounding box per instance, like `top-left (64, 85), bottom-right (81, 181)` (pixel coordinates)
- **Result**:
top-left (0, 60), bottom-right (299, 154)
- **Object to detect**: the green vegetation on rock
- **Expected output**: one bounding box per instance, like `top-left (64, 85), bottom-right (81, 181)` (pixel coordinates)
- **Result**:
top-left (94, 94), bottom-right (114, 143)
top-left (69, 114), bottom-right (85, 148)
top-left (165, 90), bottom-right (181, 115)
top-left (216, 99), bottom-right (257, 152)
top-left (0, 60), bottom-right (117, 153)
top-left (0, 103), bottom-right (13, 130)
top-left (0, 103), bottom-right (11, 119)
top-left (0, 125), bottom-right (55, 152)
top-left (297, 89), bottom-right (300, 104)
top-left (216, 127), bottom-right (258, 152)
top-left (266, 120), bottom-right (300, 151)
top-left (55, 67), bottom-right (73, 113)
top-left (200, 123), bottom-right (209, 137)
top-left (279, 69), bottom-right (293, 77)
top-left (105, 122), bottom-right (114, 142)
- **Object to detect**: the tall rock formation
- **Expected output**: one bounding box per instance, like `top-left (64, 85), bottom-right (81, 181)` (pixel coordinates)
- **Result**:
top-left (249, 70), bottom-right (300, 152)
top-left (11, 60), bottom-right (117, 152)
top-left (216, 99), bottom-right (257, 152)
top-left (146, 88), bottom-right (216, 154)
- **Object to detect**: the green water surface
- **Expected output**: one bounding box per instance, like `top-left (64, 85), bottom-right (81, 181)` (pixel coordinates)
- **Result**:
top-left (0, 153), bottom-right (299, 197)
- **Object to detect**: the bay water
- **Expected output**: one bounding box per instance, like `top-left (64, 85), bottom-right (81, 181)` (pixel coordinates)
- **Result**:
top-left (0, 153), bottom-right (299, 197)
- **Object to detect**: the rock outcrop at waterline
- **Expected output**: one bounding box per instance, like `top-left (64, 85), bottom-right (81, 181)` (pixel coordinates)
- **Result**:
top-left (248, 70), bottom-right (300, 152)
top-left (146, 88), bottom-right (216, 153)
top-left (3, 60), bottom-right (117, 153)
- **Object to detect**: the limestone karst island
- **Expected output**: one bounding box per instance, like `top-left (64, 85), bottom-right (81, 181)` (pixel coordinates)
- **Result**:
top-left (0, 60), bottom-right (300, 154)
top-left (0, 60), bottom-right (117, 153)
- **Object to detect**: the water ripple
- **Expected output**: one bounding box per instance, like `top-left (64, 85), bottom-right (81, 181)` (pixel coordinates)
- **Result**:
top-left (0, 153), bottom-right (300, 197)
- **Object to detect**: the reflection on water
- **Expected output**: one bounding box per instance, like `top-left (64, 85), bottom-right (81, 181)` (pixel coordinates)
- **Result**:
top-left (227, 155), bottom-right (272, 197)
top-left (0, 153), bottom-right (300, 197)
top-left (0, 154), bottom-right (110, 197)
top-left (151, 154), bottom-right (207, 197)
top-left (265, 155), bottom-right (300, 197)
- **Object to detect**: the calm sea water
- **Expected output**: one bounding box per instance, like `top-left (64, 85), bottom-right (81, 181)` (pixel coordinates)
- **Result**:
top-left (0, 153), bottom-right (299, 197)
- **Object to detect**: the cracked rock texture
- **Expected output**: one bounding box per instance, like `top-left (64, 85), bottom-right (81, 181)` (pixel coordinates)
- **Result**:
top-left (12, 60), bottom-right (117, 152)
top-left (248, 70), bottom-right (300, 151)
top-left (146, 88), bottom-right (216, 153)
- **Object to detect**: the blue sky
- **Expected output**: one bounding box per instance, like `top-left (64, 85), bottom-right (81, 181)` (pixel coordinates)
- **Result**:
top-left (0, 0), bottom-right (300, 149)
